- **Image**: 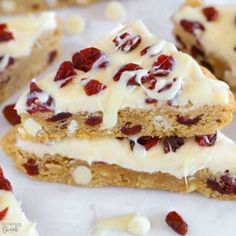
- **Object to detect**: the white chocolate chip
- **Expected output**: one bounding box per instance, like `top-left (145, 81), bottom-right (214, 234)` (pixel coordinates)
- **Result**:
top-left (64, 14), bottom-right (86, 35)
top-left (23, 118), bottom-right (42, 137)
top-left (154, 116), bottom-right (170, 129)
top-left (105, 1), bottom-right (127, 21)
top-left (1, 0), bottom-right (15, 12)
top-left (127, 215), bottom-right (151, 236)
top-left (72, 166), bottom-right (92, 185)
top-left (68, 120), bottom-right (78, 134)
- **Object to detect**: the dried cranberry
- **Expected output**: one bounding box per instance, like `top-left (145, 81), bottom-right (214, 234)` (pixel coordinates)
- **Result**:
top-left (157, 81), bottom-right (173, 93)
top-left (84, 79), bottom-right (107, 96)
top-left (151, 54), bottom-right (175, 77)
top-left (176, 115), bottom-right (201, 126)
top-left (141, 74), bottom-right (157, 90)
top-left (175, 34), bottom-right (186, 49)
top-left (145, 98), bottom-right (158, 104)
top-left (3, 103), bottom-right (21, 125)
top-left (54, 61), bottom-right (76, 88)
top-left (26, 81), bottom-right (54, 114)
top-left (0, 23), bottom-right (14, 42)
top-left (0, 177), bottom-right (12, 191)
top-left (23, 159), bottom-right (39, 176)
top-left (121, 122), bottom-right (142, 135)
top-left (85, 114), bottom-right (103, 126)
top-left (72, 47), bottom-right (109, 72)
top-left (48, 50), bottom-right (57, 63)
top-left (113, 63), bottom-right (142, 85)
top-left (0, 24), bottom-right (7, 31)
top-left (113, 32), bottom-right (142, 52)
top-left (195, 133), bottom-right (217, 147)
top-left (207, 174), bottom-right (236, 194)
top-left (180, 19), bottom-right (205, 34)
top-left (202, 7), bottom-right (218, 22)
top-left (163, 136), bottom-right (184, 153)
top-left (46, 112), bottom-right (72, 122)
top-left (137, 136), bottom-right (159, 150)
top-left (0, 167), bottom-right (3, 177)
top-left (140, 46), bottom-right (151, 56)
top-left (0, 207), bottom-right (8, 221)
top-left (166, 211), bottom-right (188, 235)
top-left (190, 45), bottom-right (205, 58)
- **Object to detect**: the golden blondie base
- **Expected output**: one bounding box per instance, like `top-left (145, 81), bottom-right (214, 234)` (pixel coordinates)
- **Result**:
top-left (20, 99), bottom-right (235, 142)
top-left (0, 27), bottom-right (61, 103)
top-left (2, 128), bottom-right (236, 201)
top-left (0, 0), bottom-right (97, 14)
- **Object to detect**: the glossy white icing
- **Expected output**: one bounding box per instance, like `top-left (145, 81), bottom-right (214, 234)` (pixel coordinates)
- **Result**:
top-left (0, 12), bottom-right (57, 58)
top-left (174, 5), bottom-right (236, 87)
top-left (16, 21), bottom-right (230, 129)
top-left (16, 132), bottom-right (236, 179)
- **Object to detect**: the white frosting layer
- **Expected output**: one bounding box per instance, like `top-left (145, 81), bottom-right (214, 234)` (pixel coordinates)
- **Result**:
top-left (16, 21), bottom-right (230, 129)
top-left (0, 12), bottom-right (57, 58)
top-left (16, 131), bottom-right (236, 179)
top-left (0, 190), bottom-right (39, 236)
top-left (174, 5), bottom-right (236, 86)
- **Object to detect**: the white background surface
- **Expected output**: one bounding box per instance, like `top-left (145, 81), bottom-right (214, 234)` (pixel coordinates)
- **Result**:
top-left (1, 0), bottom-right (236, 235)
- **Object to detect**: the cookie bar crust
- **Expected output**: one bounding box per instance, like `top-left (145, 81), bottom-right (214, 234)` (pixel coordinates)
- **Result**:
top-left (2, 127), bottom-right (236, 201)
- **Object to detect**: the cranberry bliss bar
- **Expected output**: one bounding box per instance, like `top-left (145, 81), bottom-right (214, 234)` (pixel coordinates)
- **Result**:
top-left (3, 127), bottom-right (236, 200)
top-left (2, 21), bottom-right (236, 200)
top-left (0, 12), bottom-right (60, 103)
top-left (173, 0), bottom-right (236, 90)
top-left (0, 166), bottom-right (39, 235)
top-left (14, 21), bottom-right (235, 141)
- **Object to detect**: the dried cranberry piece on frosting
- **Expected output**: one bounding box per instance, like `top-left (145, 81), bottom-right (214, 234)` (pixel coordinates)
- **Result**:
top-left (137, 136), bottom-right (159, 150)
top-left (166, 211), bottom-right (188, 235)
top-left (141, 74), bottom-right (157, 90)
top-left (150, 54), bottom-right (175, 77)
top-left (0, 23), bottom-right (14, 42)
top-left (3, 103), bottom-right (21, 125)
top-left (113, 32), bottom-right (142, 52)
top-left (0, 176), bottom-right (12, 191)
top-left (113, 63), bottom-right (143, 85)
top-left (26, 80), bottom-right (54, 114)
top-left (195, 133), bottom-right (217, 147)
top-left (54, 61), bottom-right (76, 88)
top-left (129, 139), bottom-right (135, 151)
top-left (85, 113), bottom-right (103, 126)
top-left (163, 136), bottom-right (184, 153)
top-left (23, 159), bottom-right (39, 176)
top-left (84, 79), bottom-right (107, 96)
top-left (46, 112), bottom-right (72, 122)
top-left (145, 98), bottom-right (158, 104)
top-left (72, 47), bottom-right (109, 72)
top-left (202, 7), bottom-right (218, 22)
top-left (121, 122), bottom-right (142, 135)
top-left (180, 19), bottom-right (205, 34)
top-left (176, 115), bottom-right (201, 126)
top-left (0, 207), bottom-right (8, 221)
